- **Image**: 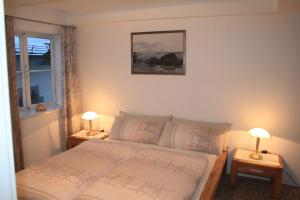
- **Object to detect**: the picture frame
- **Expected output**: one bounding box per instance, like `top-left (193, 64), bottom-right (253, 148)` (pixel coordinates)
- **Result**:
top-left (131, 30), bottom-right (186, 75)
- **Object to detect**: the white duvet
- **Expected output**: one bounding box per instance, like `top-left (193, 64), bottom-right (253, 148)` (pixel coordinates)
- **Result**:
top-left (17, 139), bottom-right (214, 200)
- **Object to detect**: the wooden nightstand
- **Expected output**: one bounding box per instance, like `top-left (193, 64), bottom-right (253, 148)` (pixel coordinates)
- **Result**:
top-left (68, 130), bottom-right (109, 149)
top-left (230, 149), bottom-right (284, 200)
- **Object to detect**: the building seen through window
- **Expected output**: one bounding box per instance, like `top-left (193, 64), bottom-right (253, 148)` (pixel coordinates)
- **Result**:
top-left (15, 35), bottom-right (53, 108)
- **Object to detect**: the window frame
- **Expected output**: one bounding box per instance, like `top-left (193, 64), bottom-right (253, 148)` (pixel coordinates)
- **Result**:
top-left (15, 32), bottom-right (57, 111)
top-left (15, 33), bottom-right (26, 108)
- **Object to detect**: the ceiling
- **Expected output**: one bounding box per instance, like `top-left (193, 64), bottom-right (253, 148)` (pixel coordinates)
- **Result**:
top-left (4, 0), bottom-right (247, 15)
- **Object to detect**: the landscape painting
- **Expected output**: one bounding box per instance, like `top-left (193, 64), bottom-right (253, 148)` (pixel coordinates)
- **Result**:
top-left (131, 30), bottom-right (186, 75)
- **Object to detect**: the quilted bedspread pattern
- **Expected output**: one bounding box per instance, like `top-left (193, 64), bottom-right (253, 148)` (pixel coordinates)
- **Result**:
top-left (17, 140), bottom-right (208, 200)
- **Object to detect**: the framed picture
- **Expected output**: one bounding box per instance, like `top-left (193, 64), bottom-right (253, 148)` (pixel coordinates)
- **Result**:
top-left (131, 30), bottom-right (186, 75)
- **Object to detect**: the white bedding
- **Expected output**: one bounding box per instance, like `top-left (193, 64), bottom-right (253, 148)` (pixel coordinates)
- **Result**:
top-left (17, 139), bottom-right (217, 200)
top-left (107, 139), bottom-right (217, 200)
top-left (17, 140), bottom-right (143, 200)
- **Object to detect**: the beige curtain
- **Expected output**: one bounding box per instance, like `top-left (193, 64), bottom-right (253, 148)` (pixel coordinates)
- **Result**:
top-left (5, 15), bottom-right (24, 171)
top-left (61, 26), bottom-right (82, 149)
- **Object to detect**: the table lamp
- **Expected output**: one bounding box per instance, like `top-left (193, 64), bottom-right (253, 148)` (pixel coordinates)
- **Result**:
top-left (81, 111), bottom-right (98, 136)
top-left (249, 128), bottom-right (271, 160)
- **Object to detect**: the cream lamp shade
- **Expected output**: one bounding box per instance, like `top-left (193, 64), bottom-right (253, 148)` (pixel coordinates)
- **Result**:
top-left (81, 111), bottom-right (98, 120)
top-left (81, 111), bottom-right (98, 136)
top-left (248, 128), bottom-right (271, 160)
top-left (249, 128), bottom-right (271, 139)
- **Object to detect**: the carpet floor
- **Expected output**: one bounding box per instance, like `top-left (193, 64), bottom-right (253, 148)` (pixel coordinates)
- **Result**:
top-left (214, 175), bottom-right (300, 200)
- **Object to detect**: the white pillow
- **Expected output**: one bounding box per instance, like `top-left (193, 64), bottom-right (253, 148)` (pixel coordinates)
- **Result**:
top-left (159, 120), bottom-right (231, 155)
top-left (110, 116), bottom-right (166, 145)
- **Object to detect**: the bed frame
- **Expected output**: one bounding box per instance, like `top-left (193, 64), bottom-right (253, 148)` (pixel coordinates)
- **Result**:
top-left (200, 150), bottom-right (228, 200)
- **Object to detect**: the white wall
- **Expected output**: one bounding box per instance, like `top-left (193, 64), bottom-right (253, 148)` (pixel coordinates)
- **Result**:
top-left (5, 6), bottom-right (68, 26)
top-left (70, 0), bottom-right (278, 24)
top-left (20, 110), bottom-right (62, 167)
top-left (77, 12), bottom-right (300, 185)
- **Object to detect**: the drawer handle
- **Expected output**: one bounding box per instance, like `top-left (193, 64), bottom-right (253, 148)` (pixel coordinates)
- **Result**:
top-left (249, 169), bottom-right (263, 173)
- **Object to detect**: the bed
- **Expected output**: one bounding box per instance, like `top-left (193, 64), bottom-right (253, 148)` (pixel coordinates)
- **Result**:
top-left (16, 113), bottom-right (229, 200)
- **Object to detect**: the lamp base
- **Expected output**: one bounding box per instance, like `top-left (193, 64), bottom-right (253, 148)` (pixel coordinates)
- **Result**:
top-left (86, 130), bottom-right (97, 136)
top-left (249, 152), bottom-right (263, 160)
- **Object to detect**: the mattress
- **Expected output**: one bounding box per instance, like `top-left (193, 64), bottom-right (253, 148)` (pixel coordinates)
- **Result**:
top-left (17, 139), bottom-right (217, 200)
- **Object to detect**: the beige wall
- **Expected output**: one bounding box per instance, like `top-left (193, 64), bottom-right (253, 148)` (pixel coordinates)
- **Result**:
top-left (77, 13), bottom-right (300, 185)
top-left (20, 110), bottom-right (62, 167)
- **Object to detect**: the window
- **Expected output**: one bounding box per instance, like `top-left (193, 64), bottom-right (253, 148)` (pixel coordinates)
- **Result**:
top-left (15, 33), bottom-right (56, 109)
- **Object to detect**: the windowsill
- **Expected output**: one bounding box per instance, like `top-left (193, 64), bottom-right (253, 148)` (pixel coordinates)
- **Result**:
top-left (20, 104), bottom-right (61, 119)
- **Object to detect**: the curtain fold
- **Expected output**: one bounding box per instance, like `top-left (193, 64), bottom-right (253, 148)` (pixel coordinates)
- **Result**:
top-left (61, 26), bottom-right (82, 149)
top-left (5, 15), bottom-right (24, 171)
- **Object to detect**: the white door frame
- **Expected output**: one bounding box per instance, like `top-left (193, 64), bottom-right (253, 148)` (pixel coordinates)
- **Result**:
top-left (0, 0), bottom-right (18, 199)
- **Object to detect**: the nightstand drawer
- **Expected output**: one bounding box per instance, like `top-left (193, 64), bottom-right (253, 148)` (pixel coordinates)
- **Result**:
top-left (238, 162), bottom-right (277, 177)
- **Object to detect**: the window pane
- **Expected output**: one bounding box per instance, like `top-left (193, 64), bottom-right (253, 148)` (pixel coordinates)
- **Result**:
top-left (28, 37), bottom-right (51, 70)
top-left (15, 36), bottom-right (23, 107)
top-left (28, 37), bottom-right (53, 104)
top-left (30, 71), bottom-right (53, 104)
